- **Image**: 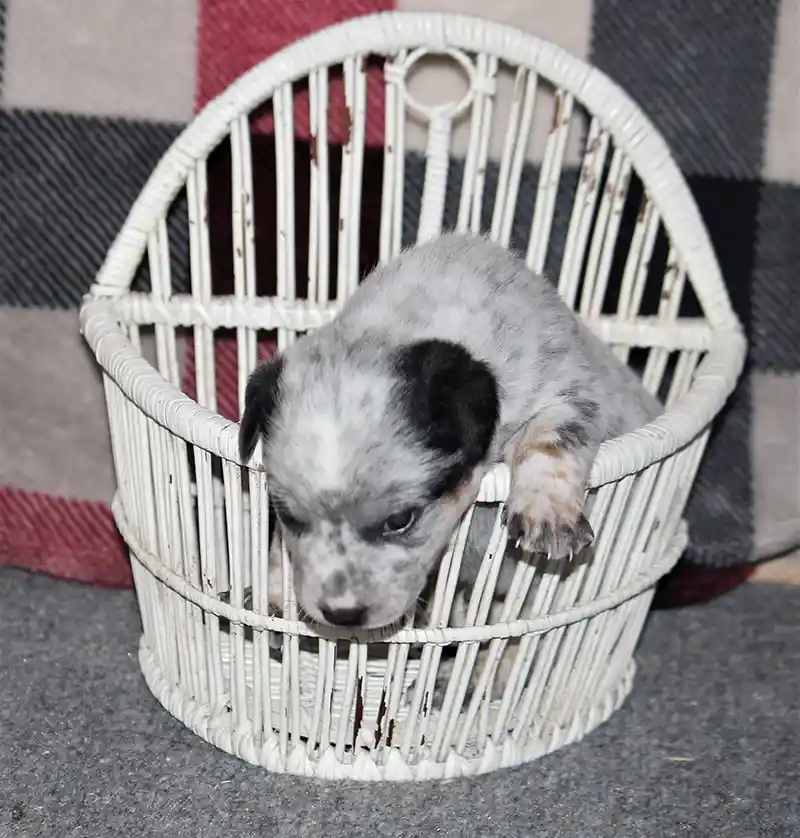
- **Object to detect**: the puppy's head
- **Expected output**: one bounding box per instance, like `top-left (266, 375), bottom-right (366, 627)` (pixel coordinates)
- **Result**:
top-left (239, 332), bottom-right (499, 629)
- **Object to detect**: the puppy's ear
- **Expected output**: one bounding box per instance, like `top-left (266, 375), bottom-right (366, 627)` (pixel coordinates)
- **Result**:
top-left (239, 358), bottom-right (284, 462)
top-left (394, 339), bottom-right (499, 469)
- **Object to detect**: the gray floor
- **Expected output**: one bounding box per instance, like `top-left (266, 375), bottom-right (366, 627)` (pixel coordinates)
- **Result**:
top-left (1, 568), bottom-right (798, 838)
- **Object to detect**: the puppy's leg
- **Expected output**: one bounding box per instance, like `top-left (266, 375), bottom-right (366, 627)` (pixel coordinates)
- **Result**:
top-left (504, 395), bottom-right (600, 560)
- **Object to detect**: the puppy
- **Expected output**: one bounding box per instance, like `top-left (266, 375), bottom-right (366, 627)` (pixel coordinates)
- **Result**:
top-left (238, 233), bottom-right (661, 631)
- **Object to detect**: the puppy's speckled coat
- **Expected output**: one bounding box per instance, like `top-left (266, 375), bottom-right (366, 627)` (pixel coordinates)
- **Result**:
top-left (239, 233), bottom-right (661, 630)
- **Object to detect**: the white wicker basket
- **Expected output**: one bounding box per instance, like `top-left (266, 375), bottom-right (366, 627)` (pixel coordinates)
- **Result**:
top-left (80, 12), bottom-right (745, 781)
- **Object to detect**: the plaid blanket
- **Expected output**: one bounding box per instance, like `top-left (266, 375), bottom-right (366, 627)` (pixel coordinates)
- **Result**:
top-left (1, 0), bottom-right (797, 588)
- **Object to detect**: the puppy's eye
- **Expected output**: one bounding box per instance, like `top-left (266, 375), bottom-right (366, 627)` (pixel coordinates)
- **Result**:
top-left (277, 508), bottom-right (307, 535)
top-left (381, 508), bottom-right (420, 536)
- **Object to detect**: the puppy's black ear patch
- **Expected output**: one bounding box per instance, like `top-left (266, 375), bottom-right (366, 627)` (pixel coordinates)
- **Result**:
top-left (239, 357), bottom-right (284, 462)
top-left (394, 339), bottom-right (499, 486)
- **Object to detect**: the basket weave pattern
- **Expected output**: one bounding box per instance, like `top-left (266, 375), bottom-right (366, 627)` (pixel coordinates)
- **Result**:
top-left (80, 13), bottom-right (745, 781)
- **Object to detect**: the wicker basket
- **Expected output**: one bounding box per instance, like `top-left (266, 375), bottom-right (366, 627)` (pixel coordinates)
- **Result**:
top-left (80, 12), bottom-right (745, 781)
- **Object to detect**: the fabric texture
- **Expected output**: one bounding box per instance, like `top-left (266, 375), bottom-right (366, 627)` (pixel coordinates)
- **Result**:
top-left (0, 0), bottom-right (797, 586)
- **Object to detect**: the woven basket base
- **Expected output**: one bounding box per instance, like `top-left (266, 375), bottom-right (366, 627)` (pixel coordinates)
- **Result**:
top-left (138, 639), bottom-right (636, 781)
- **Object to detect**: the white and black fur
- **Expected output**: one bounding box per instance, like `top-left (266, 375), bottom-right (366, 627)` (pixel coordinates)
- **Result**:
top-left (238, 233), bottom-right (661, 630)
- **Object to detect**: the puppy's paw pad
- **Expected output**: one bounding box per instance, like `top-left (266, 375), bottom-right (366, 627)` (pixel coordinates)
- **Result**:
top-left (504, 510), bottom-right (594, 560)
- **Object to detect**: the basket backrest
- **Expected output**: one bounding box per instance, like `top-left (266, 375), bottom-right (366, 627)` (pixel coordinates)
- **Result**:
top-left (85, 12), bottom-right (745, 482)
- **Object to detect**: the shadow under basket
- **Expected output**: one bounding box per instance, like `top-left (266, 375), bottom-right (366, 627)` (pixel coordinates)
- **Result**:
top-left (80, 12), bottom-right (745, 781)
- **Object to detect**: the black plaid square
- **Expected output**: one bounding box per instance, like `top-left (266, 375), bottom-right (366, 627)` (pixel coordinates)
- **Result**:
top-left (0, 109), bottom-right (182, 308)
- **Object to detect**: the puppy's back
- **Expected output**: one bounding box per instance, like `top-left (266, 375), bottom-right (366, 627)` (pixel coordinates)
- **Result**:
top-left (336, 234), bottom-right (661, 443)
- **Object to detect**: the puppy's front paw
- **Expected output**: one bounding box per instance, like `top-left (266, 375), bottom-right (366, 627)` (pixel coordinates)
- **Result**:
top-left (505, 437), bottom-right (594, 560)
top-left (504, 506), bottom-right (594, 559)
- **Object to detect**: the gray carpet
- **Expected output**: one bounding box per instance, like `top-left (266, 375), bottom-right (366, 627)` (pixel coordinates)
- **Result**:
top-left (1, 568), bottom-right (798, 838)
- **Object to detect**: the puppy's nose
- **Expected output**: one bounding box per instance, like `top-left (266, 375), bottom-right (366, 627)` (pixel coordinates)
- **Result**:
top-left (319, 604), bottom-right (367, 627)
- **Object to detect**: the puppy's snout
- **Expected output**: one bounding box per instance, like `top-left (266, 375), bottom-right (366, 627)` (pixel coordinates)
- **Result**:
top-left (319, 604), bottom-right (367, 627)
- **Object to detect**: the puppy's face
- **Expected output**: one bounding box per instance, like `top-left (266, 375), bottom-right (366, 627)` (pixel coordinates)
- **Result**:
top-left (239, 332), bottom-right (499, 630)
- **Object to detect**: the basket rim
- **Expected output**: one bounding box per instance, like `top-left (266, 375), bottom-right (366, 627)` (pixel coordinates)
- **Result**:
top-left (80, 295), bottom-right (744, 489)
top-left (79, 9), bottom-right (748, 486)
